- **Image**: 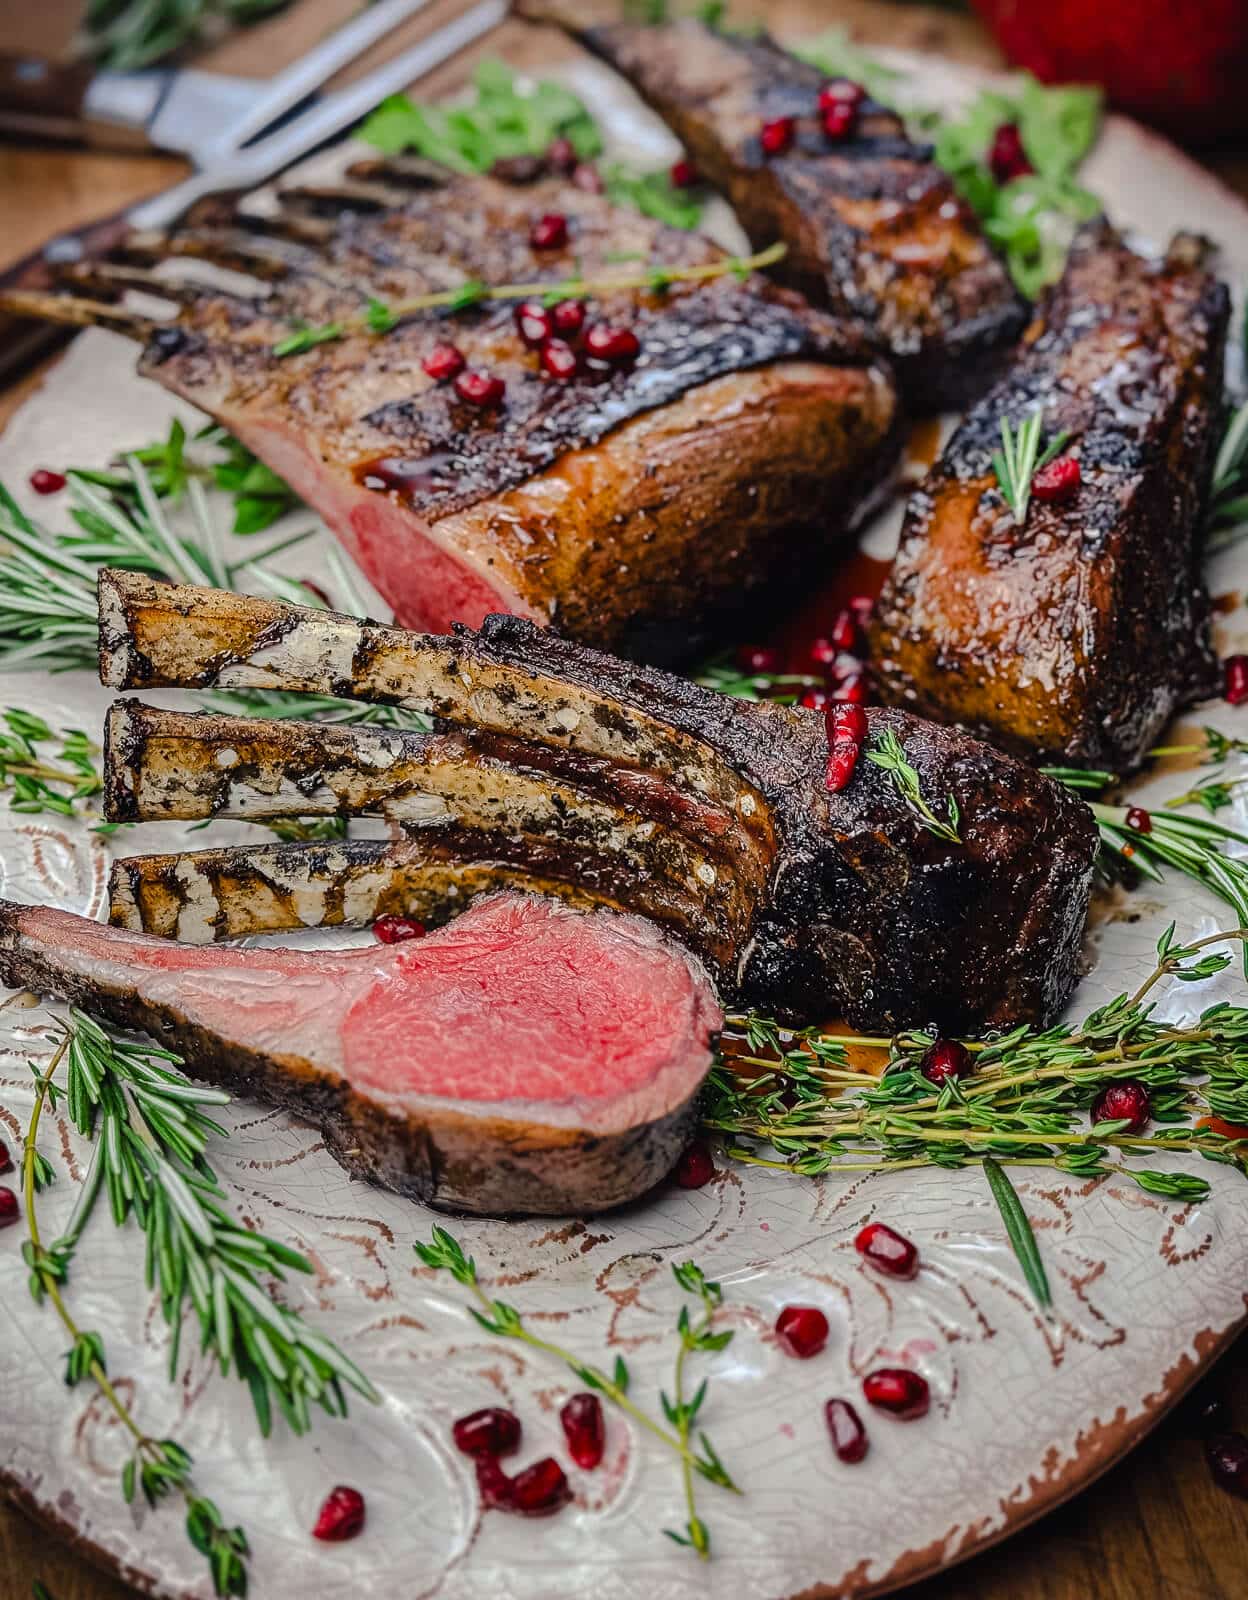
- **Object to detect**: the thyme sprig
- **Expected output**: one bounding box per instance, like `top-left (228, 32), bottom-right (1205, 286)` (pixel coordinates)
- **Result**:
top-left (415, 1228), bottom-right (739, 1551)
top-left (662, 1262), bottom-right (735, 1559)
top-left (0, 710), bottom-right (101, 818)
top-left (865, 727), bottom-right (961, 843)
top-left (271, 242), bottom-right (787, 357)
top-left (991, 410), bottom-right (1071, 526)
top-left (21, 1034), bottom-right (250, 1596)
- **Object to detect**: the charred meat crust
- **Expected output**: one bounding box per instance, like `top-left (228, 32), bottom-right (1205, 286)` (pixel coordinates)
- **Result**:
top-left (0, 899), bottom-right (700, 1216)
top-left (871, 221), bottom-right (1229, 770)
top-left (517, 2), bottom-right (1027, 408)
top-left (101, 573), bottom-right (1099, 1031)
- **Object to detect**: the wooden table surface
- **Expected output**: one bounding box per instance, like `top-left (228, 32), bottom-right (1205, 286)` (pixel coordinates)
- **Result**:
top-left (1, 2), bottom-right (1247, 1596)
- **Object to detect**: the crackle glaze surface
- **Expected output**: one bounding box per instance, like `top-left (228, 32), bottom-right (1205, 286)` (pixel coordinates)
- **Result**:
top-left (2, 47), bottom-right (1248, 1600)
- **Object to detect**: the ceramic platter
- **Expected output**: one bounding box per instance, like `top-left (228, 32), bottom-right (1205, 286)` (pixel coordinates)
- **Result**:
top-left (3, 39), bottom-right (1248, 1600)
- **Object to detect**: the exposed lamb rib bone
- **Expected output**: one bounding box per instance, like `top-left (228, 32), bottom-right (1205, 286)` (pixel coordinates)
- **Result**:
top-left (53, 261), bottom-right (204, 304)
top-left (99, 570), bottom-right (1100, 1032)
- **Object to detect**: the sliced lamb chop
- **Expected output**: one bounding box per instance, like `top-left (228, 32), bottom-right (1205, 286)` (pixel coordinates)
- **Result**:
top-left (0, 892), bottom-right (720, 1217)
top-left (517, 1), bottom-right (1027, 409)
top-left (871, 223), bottom-right (1229, 770)
top-left (0, 173), bottom-right (899, 664)
top-left (100, 571), bottom-right (1099, 1032)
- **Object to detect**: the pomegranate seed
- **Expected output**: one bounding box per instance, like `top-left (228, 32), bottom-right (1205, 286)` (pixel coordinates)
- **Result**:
top-left (1032, 455), bottom-right (1081, 503)
top-left (510, 1457), bottom-right (571, 1516)
top-left (1207, 1433), bottom-right (1248, 1498)
top-left (546, 135), bottom-right (577, 174)
top-left (0, 1139), bottom-right (10, 1174)
top-left (452, 1406), bottom-right (521, 1458)
top-left (921, 1038), bottom-right (971, 1085)
top-left (855, 1221), bottom-right (919, 1279)
top-left (829, 608), bottom-right (861, 654)
top-left (560, 1392), bottom-right (606, 1468)
top-left (541, 339), bottom-right (580, 381)
top-left (311, 1486), bottom-right (365, 1542)
top-left (1125, 806), bottom-right (1152, 833)
top-left (551, 298), bottom-right (586, 336)
top-left (821, 102), bottom-right (857, 142)
top-left (760, 116), bottom-right (795, 156)
top-left (514, 299), bottom-right (553, 347)
top-left (29, 468), bottom-right (67, 495)
top-left (831, 673), bottom-right (866, 705)
top-left (422, 342), bottom-right (465, 382)
top-left (825, 702), bottom-right (868, 793)
top-left (775, 1305), bottom-right (829, 1359)
top-left (848, 594), bottom-right (875, 628)
top-left (800, 686), bottom-right (832, 712)
top-left (809, 636), bottom-right (839, 670)
top-left (1090, 1079), bottom-right (1151, 1134)
top-left (863, 1367), bottom-right (930, 1420)
top-left (373, 914), bottom-right (426, 944)
top-left (572, 162), bottom-right (604, 193)
top-left (530, 212), bottom-right (569, 250)
top-left (825, 1397), bottom-right (870, 1463)
top-left (0, 1187), bottom-right (18, 1228)
top-left (670, 157), bottom-right (699, 188)
top-left (584, 324), bottom-right (640, 364)
top-left (454, 370), bottom-right (507, 409)
top-left (475, 1454), bottom-right (515, 1510)
top-left (988, 121), bottom-right (1034, 184)
top-left (736, 643), bottom-right (781, 675)
top-left (674, 1139), bottom-right (715, 1188)
top-left (1224, 655), bottom-right (1248, 705)
top-left (819, 79), bottom-right (867, 112)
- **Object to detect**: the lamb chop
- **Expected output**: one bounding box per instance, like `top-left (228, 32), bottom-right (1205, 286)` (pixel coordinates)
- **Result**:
top-left (870, 222), bottom-right (1229, 770)
top-left (517, 1), bottom-right (1028, 409)
top-left (99, 569), bottom-right (1099, 1033)
top-left (0, 171), bottom-right (900, 664)
top-left (0, 892), bottom-right (720, 1216)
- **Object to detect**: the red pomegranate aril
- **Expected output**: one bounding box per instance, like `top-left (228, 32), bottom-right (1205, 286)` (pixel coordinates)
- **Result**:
top-left (311, 1486), bottom-right (365, 1542)
top-left (831, 673), bottom-right (866, 705)
top-left (855, 1221), bottom-right (919, 1279)
top-left (760, 116), bottom-right (795, 156)
top-left (1125, 806), bottom-right (1152, 833)
top-left (454, 369), bottom-right (507, 409)
top-left (825, 702), bottom-right (868, 793)
top-left (821, 102), bottom-right (857, 142)
top-left (452, 1406), bottom-right (522, 1459)
top-left (0, 1139), bottom-right (10, 1175)
top-left (373, 913), bottom-right (426, 944)
top-left (1224, 655), bottom-right (1248, 705)
top-left (825, 1397), bottom-right (870, 1464)
top-left (541, 339), bottom-right (580, 381)
top-left (1207, 1433), bottom-right (1248, 1499)
top-left (560, 1392), bottom-right (606, 1469)
top-left (551, 298), bottom-right (586, 336)
top-left (0, 1187), bottom-right (18, 1228)
top-left (829, 608), bottom-right (861, 654)
top-left (572, 161), bottom-right (604, 193)
top-left (29, 468), bottom-right (67, 495)
top-left (775, 1304), bottom-right (829, 1359)
top-left (800, 686), bottom-right (833, 712)
top-left (1090, 1079), bottom-right (1151, 1134)
top-left (475, 1454), bottom-right (515, 1510)
top-left (584, 324), bottom-right (640, 364)
top-left (530, 212), bottom-right (569, 250)
top-left (809, 636), bottom-right (839, 670)
top-left (422, 342), bottom-right (465, 382)
top-left (988, 121), bottom-right (1034, 184)
top-left (674, 1139), bottom-right (716, 1188)
top-left (510, 1457), bottom-right (571, 1516)
top-left (921, 1038), bottom-right (971, 1085)
top-left (546, 135), bottom-right (577, 174)
top-left (514, 299), bottom-right (553, 347)
top-left (819, 79), bottom-right (866, 113)
top-left (1032, 454), bottom-right (1081, 503)
top-left (848, 593), bottom-right (875, 628)
top-left (670, 157), bottom-right (700, 188)
top-left (863, 1367), bottom-right (930, 1420)
top-left (736, 643), bottom-right (782, 675)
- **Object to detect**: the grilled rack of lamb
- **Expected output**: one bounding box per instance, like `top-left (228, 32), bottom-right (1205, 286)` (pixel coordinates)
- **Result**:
top-left (99, 570), bottom-right (1097, 1034)
top-left (0, 171), bottom-right (899, 665)
top-left (871, 222), bottom-right (1229, 770)
top-left (518, 0), bottom-right (1028, 410)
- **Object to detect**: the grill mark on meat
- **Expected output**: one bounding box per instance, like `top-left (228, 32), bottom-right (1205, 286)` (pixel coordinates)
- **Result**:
top-left (871, 222), bottom-right (1229, 770)
top-left (517, 1), bottom-right (1027, 409)
top-left (100, 571), bottom-right (1099, 1031)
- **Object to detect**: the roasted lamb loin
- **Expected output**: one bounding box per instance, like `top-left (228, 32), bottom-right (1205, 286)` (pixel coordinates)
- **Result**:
top-left (0, 172), bottom-right (899, 663)
top-left (518, 0), bottom-right (1028, 409)
top-left (0, 892), bottom-right (720, 1216)
top-left (99, 570), bottom-right (1098, 1032)
top-left (871, 222), bottom-right (1229, 770)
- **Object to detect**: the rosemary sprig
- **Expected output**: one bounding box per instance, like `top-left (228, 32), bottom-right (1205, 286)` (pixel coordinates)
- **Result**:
top-left (662, 1262), bottom-right (735, 1559)
top-left (415, 1228), bottom-right (739, 1549)
top-left (271, 243), bottom-right (787, 357)
top-left (21, 1034), bottom-right (249, 1597)
top-left (982, 1156), bottom-right (1051, 1309)
top-left (693, 657), bottom-right (819, 704)
top-left (80, 0), bottom-right (288, 71)
top-left (991, 410), bottom-right (1070, 526)
top-left (1206, 396), bottom-right (1248, 552)
top-left (0, 710), bottom-right (101, 818)
top-left (204, 688), bottom-right (432, 734)
top-left (865, 727), bottom-right (961, 843)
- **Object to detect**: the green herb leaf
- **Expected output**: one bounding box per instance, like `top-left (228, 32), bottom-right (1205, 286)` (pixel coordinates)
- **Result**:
top-left (991, 410), bottom-right (1070, 525)
top-left (865, 727), bottom-right (962, 843)
top-left (982, 1157), bottom-right (1052, 1309)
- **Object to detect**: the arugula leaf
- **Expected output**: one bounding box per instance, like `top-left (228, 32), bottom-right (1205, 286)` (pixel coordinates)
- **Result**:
top-left (790, 26), bottom-right (908, 107)
top-left (603, 164), bottom-right (704, 230)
